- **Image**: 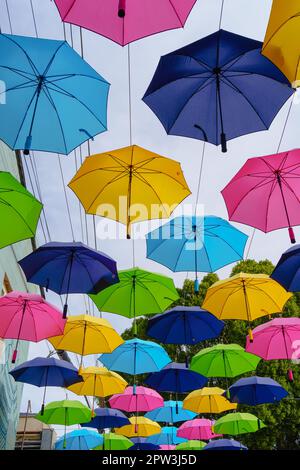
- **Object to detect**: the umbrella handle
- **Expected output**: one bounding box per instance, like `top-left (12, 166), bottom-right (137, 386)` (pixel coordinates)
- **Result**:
top-left (24, 135), bottom-right (32, 155)
top-left (221, 133), bottom-right (227, 153)
top-left (118, 0), bottom-right (126, 17)
top-left (248, 328), bottom-right (254, 343)
top-left (194, 279), bottom-right (199, 293)
top-left (40, 404), bottom-right (45, 416)
top-left (12, 349), bottom-right (18, 364)
top-left (288, 369), bottom-right (294, 382)
top-left (288, 227), bottom-right (296, 244)
top-left (63, 304), bottom-right (68, 319)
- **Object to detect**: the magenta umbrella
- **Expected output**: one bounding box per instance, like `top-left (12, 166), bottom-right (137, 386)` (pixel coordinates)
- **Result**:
top-left (246, 317), bottom-right (300, 382)
top-left (0, 291), bottom-right (65, 363)
top-left (159, 445), bottom-right (176, 450)
top-left (177, 419), bottom-right (222, 441)
top-left (222, 149), bottom-right (300, 244)
top-left (109, 386), bottom-right (164, 412)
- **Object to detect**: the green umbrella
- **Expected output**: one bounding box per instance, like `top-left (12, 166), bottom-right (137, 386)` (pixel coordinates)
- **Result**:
top-left (93, 433), bottom-right (133, 450)
top-left (175, 440), bottom-right (206, 450)
top-left (90, 267), bottom-right (179, 333)
top-left (213, 412), bottom-right (266, 435)
top-left (0, 171), bottom-right (42, 249)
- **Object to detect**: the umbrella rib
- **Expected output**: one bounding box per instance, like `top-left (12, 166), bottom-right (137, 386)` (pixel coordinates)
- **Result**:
top-left (0, 65), bottom-right (36, 80)
top-left (42, 42), bottom-right (66, 77)
top-left (262, 15), bottom-right (300, 52)
top-left (41, 85), bottom-right (68, 153)
top-left (247, 284), bottom-right (285, 312)
top-left (131, 172), bottom-right (170, 216)
top-left (168, 0), bottom-right (185, 27)
top-left (85, 170), bottom-right (129, 212)
top-left (134, 279), bottom-right (164, 312)
top-left (0, 192), bottom-right (39, 236)
top-left (12, 85), bottom-right (40, 148)
top-left (280, 176), bottom-right (300, 206)
top-left (2, 35), bottom-right (40, 76)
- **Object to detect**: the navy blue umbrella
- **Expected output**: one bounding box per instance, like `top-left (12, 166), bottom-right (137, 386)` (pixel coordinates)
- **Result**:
top-left (18, 242), bottom-right (119, 317)
top-left (130, 438), bottom-right (160, 451)
top-left (204, 439), bottom-right (248, 451)
top-left (226, 376), bottom-right (288, 406)
top-left (81, 408), bottom-right (130, 429)
top-left (143, 29), bottom-right (294, 153)
top-left (271, 245), bottom-right (300, 291)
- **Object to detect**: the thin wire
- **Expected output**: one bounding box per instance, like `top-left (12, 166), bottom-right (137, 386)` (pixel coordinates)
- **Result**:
top-left (194, 141), bottom-right (206, 217)
top-left (30, 0), bottom-right (38, 37)
top-left (128, 44), bottom-right (133, 146)
top-left (30, 152), bottom-right (52, 241)
top-left (57, 155), bottom-right (75, 241)
top-left (218, 0), bottom-right (225, 30)
top-left (5, 0), bottom-right (13, 33)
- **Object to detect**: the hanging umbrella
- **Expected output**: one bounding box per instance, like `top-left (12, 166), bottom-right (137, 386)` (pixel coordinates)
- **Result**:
top-left (109, 386), bottom-right (163, 412)
top-left (55, 429), bottom-right (103, 451)
top-left (93, 433), bottom-right (133, 450)
top-left (0, 172), bottom-right (42, 249)
top-left (90, 267), bottom-right (179, 333)
top-left (183, 387), bottom-right (237, 414)
top-left (203, 438), bottom-right (248, 451)
top-left (146, 216), bottom-right (248, 292)
top-left (202, 273), bottom-right (291, 339)
top-left (143, 29), bottom-right (294, 153)
top-left (81, 407), bottom-right (130, 429)
top-left (48, 314), bottom-right (123, 371)
top-left (145, 401), bottom-right (196, 424)
top-left (68, 145), bottom-right (191, 239)
top-left (130, 438), bottom-right (160, 451)
top-left (0, 33), bottom-right (109, 155)
top-left (226, 376), bottom-right (288, 406)
top-left (271, 244), bottom-right (300, 291)
top-left (175, 440), bottom-right (206, 451)
top-left (146, 426), bottom-right (186, 446)
top-left (262, 0), bottom-right (300, 85)
top-left (0, 291), bottom-right (65, 363)
top-left (115, 417), bottom-right (161, 438)
top-left (177, 419), bottom-right (222, 441)
top-left (213, 412), bottom-right (266, 435)
top-left (19, 242), bottom-right (119, 318)
top-left (159, 445), bottom-right (176, 450)
top-left (9, 357), bottom-right (83, 414)
top-left (222, 149), bottom-right (300, 244)
top-left (145, 362), bottom-right (207, 394)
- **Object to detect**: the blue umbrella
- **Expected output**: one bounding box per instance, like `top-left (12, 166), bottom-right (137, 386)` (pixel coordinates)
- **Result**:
top-left (146, 426), bottom-right (186, 446)
top-left (130, 438), bottom-right (160, 451)
top-left (143, 29), bottom-right (294, 153)
top-left (145, 362), bottom-right (207, 394)
top-left (0, 34), bottom-right (109, 155)
top-left (81, 408), bottom-right (130, 429)
top-left (9, 356), bottom-right (83, 414)
top-left (145, 401), bottom-right (196, 424)
top-left (19, 242), bottom-right (119, 318)
top-left (55, 429), bottom-right (103, 451)
top-left (146, 215), bottom-right (248, 292)
top-left (271, 245), bottom-right (300, 291)
top-left (227, 376), bottom-right (288, 406)
top-left (203, 439), bottom-right (248, 451)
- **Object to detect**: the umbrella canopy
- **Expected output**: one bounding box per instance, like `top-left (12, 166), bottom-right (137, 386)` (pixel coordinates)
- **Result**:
top-left (175, 440), bottom-right (206, 451)
top-left (271, 244), bottom-right (300, 291)
top-left (177, 419), bottom-right (222, 441)
top-left (109, 386), bottom-right (163, 412)
top-left (190, 344), bottom-right (261, 378)
top-left (147, 306), bottom-right (224, 345)
top-left (227, 376), bottom-right (288, 406)
top-left (19, 242), bottom-right (119, 318)
top-left (130, 438), bottom-right (159, 451)
top-left (115, 417), bottom-right (161, 438)
top-left (221, 149), bottom-right (300, 244)
top-left (0, 291), bottom-right (65, 363)
top-left (262, 0), bottom-right (300, 84)
top-left (183, 387), bottom-right (237, 414)
top-left (145, 362), bottom-right (207, 393)
top-left (143, 29), bottom-right (294, 153)
top-left (159, 445), bottom-right (176, 450)
top-left (146, 426), bottom-right (186, 446)
top-left (0, 34), bottom-right (109, 154)
top-left (54, 0), bottom-right (197, 46)
top-left (35, 400), bottom-right (92, 426)
top-left (67, 367), bottom-right (127, 398)
top-left (145, 401), bottom-right (196, 423)
top-left (68, 145), bottom-right (191, 238)
top-left (204, 438), bottom-right (248, 451)
top-left (81, 407), bottom-right (130, 429)
top-left (55, 429), bottom-right (103, 451)
top-left (93, 433), bottom-right (133, 450)
top-left (0, 171), bottom-right (42, 249)
top-left (100, 338), bottom-right (171, 375)
top-left (213, 412), bottom-right (266, 435)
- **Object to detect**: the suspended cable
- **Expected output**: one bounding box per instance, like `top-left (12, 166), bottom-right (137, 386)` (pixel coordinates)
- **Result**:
top-left (4, 0), bottom-right (13, 33)
top-left (57, 155), bottom-right (75, 241)
top-left (218, 0), bottom-right (225, 30)
top-left (194, 141), bottom-right (206, 217)
top-left (29, 0), bottom-right (38, 37)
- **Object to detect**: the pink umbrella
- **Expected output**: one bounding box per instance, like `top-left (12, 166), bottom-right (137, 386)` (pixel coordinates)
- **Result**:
top-left (159, 445), bottom-right (176, 450)
top-left (109, 386), bottom-right (163, 412)
top-left (246, 317), bottom-right (300, 381)
top-left (0, 291), bottom-right (65, 363)
top-left (177, 419), bottom-right (222, 441)
top-left (221, 149), bottom-right (300, 244)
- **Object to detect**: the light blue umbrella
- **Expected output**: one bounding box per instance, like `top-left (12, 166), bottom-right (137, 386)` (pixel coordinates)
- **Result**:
top-left (0, 33), bottom-right (109, 155)
top-left (146, 215), bottom-right (248, 292)
top-left (145, 401), bottom-right (196, 423)
top-left (54, 429), bottom-right (103, 450)
top-left (146, 426), bottom-right (187, 446)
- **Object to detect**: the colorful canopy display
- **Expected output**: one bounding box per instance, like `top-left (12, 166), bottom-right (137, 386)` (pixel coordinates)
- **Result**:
top-left (146, 426), bottom-right (187, 446)
top-left (109, 386), bottom-right (163, 412)
top-left (271, 244), bottom-right (300, 291)
top-left (204, 439), bottom-right (248, 451)
top-left (93, 433), bottom-right (133, 451)
top-left (227, 376), bottom-right (288, 406)
top-left (183, 387), bottom-right (237, 414)
top-left (145, 401), bottom-right (196, 424)
top-left (81, 407), bottom-right (130, 429)
top-left (35, 400), bottom-right (92, 426)
top-left (67, 366), bottom-right (127, 399)
top-left (115, 417), bottom-right (161, 438)
top-left (177, 419), bottom-right (222, 441)
top-left (213, 412), bottom-right (266, 435)
top-left (55, 429), bottom-right (103, 451)
top-left (145, 362), bottom-right (207, 393)
top-left (175, 440), bottom-right (206, 451)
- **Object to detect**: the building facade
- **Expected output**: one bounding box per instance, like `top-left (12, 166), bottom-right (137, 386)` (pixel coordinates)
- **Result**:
top-left (15, 413), bottom-right (56, 450)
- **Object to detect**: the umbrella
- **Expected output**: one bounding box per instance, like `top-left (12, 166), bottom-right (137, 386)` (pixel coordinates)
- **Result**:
top-left (48, 314), bottom-right (123, 371)
top-left (146, 426), bottom-right (186, 446)
top-left (203, 438), bottom-right (248, 451)
top-left (115, 417), bottom-right (161, 438)
top-left (81, 407), bottom-right (130, 429)
top-left (54, 0), bottom-right (197, 46)
top-left (213, 412), bottom-right (266, 435)
top-left (143, 29), bottom-right (294, 153)
top-left (183, 387), bottom-right (237, 414)
top-left (109, 386), bottom-right (163, 412)
top-left (202, 273), bottom-right (291, 339)
top-left (55, 429), bottom-right (103, 451)
top-left (145, 401), bottom-right (196, 424)
top-left (0, 33), bottom-right (109, 154)
top-left (130, 438), bottom-right (159, 451)
top-left (271, 244), bottom-right (300, 291)
top-left (177, 419), bottom-right (222, 441)
top-left (221, 149), bottom-right (300, 244)
top-left (175, 440), bottom-right (206, 451)
top-left (93, 433), bottom-right (133, 450)
top-left (262, 0), bottom-right (300, 84)
top-left (9, 356), bottom-right (83, 414)
top-left (146, 216), bottom-right (248, 292)
top-left (159, 445), bottom-right (176, 450)
top-left (227, 376), bottom-right (288, 406)
top-left (0, 291), bottom-right (65, 363)
top-left (19, 242), bottom-right (119, 318)
top-left (0, 171), bottom-right (42, 249)
top-left (90, 267), bottom-right (179, 333)
top-left (68, 145), bottom-right (191, 238)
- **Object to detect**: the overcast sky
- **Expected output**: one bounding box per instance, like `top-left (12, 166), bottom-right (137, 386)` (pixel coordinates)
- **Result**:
top-left (1, 0), bottom-right (300, 434)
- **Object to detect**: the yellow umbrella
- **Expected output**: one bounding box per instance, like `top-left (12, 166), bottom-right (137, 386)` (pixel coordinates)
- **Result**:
top-left (115, 416), bottom-right (161, 438)
top-left (48, 314), bottom-right (124, 371)
top-left (202, 273), bottom-right (292, 340)
top-left (68, 145), bottom-right (191, 238)
top-left (262, 0), bottom-right (300, 84)
top-left (183, 387), bottom-right (237, 414)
